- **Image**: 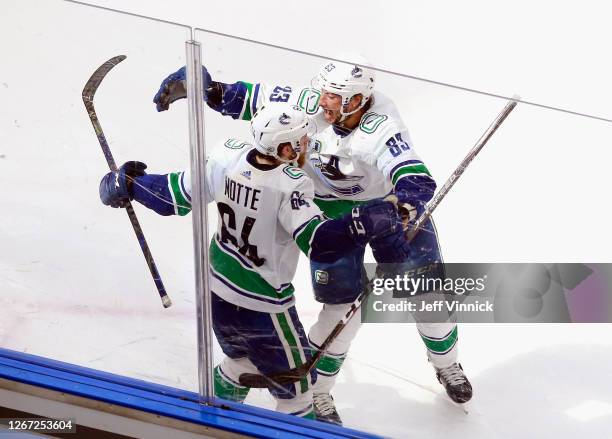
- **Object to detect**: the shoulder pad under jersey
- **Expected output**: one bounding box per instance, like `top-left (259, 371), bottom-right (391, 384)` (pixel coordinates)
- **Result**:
top-left (223, 138), bottom-right (252, 150)
top-left (359, 111), bottom-right (390, 134)
top-left (209, 138), bottom-right (251, 170)
top-left (358, 91), bottom-right (405, 135)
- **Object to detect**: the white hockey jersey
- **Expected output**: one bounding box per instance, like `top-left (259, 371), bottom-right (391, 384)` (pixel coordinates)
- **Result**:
top-left (236, 82), bottom-right (435, 219)
top-left (168, 139), bottom-right (326, 312)
top-left (305, 92), bottom-right (434, 218)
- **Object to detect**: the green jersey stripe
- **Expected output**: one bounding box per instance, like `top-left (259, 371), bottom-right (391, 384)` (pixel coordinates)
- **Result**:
top-left (420, 327), bottom-right (458, 354)
top-left (167, 174), bottom-right (179, 216)
top-left (313, 198), bottom-right (366, 220)
top-left (269, 315), bottom-right (300, 395)
top-left (391, 164), bottom-right (432, 185)
top-left (276, 312), bottom-right (309, 394)
top-left (168, 172), bottom-right (191, 216)
top-left (240, 81), bottom-right (254, 121)
top-left (210, 239), bottom-right (295, 300)
top-left (294, 218), bottom-right (324, 256)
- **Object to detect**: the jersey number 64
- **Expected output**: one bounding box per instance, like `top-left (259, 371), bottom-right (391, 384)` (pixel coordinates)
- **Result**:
top-left (217, 202), bottom-right (265, 267)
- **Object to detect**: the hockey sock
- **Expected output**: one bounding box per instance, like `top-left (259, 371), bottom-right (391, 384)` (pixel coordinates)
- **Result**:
top-left (315, 353), bottom-right (346, 379)
top-left (214, 365), bottom-right (250, 402)
top-left (418, 325), bottom-right (458, 368)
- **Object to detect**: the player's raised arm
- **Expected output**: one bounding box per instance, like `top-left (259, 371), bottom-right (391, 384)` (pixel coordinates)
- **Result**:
top-left (153, 65), bottom-right (324, 124)
top-left (153, 64), bottom-right (262, 120)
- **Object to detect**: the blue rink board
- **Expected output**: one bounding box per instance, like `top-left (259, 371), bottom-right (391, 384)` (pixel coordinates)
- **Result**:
top-left (0, 348), bottom-right (382, 438)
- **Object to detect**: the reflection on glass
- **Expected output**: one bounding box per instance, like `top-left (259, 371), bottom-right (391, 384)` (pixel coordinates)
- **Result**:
top-left (0, 0), bottom-right (195, 390)
top-left (2, 1), bottom-right (610, 434)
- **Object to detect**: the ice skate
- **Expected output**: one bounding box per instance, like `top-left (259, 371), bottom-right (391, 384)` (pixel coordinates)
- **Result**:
top-left (435, 362), bottom-right (472, 404)
top-left (313, 393), bottom-right (343, 425)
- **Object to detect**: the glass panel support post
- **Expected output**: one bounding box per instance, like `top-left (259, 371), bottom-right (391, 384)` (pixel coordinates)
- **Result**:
top-left (186, 39), bottom-right (214, 403)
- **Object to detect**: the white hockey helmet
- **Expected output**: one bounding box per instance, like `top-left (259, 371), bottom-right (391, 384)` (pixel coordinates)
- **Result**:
top-left (250, 104), bottom-right (313, 163)
top-left (313, 58), bottom-right (376, 121)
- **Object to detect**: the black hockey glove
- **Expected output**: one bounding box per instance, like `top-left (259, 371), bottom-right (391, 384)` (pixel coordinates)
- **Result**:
top-left (153, 65), bottom-right (212, 111)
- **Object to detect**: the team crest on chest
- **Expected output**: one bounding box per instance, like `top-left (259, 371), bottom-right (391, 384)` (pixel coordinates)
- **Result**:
top-left (310, 154), bottom-right (365, 196)
top-left (313, 155), bottom-right (363, 182)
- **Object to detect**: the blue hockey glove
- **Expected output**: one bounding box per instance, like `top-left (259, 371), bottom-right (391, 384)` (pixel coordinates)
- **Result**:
top-left (370, 228), bottom-right (412, 263)
top-left (348, 198), bottom-right (402, 245)
top-left (153, 65), bottom-right (212, 112)
top-left (99, 161), bottom-right (147, 208)
top-left (394, 188), bottom-right (430, 234)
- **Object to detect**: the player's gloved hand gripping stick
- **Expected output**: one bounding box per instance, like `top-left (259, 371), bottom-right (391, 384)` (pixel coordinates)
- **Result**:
top-left (238, 95), bottom-right (520, 388)
top-left (83, 55), bottom-right (172, 309)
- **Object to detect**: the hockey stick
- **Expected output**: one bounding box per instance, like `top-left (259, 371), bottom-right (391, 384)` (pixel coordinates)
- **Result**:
top-left (82, 55), bottom-right (172, 308)
top-left (405, 95), bottom-right (519, 240)
top-left (238, 95), bottom-right (520, 388)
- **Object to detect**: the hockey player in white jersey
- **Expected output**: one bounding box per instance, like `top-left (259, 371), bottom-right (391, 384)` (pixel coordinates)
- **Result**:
top-left (98, 104), bottom-right (405, 420)
top-left (153, 60), bottom-right (472, 424)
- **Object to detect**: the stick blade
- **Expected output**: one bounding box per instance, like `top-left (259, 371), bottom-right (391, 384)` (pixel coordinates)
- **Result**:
top-left (82, 55), bottom-right (127, 103)
top-left (238, 373), bottom-right (269, 388)
top-left (238, 363), bottom-right (311, 388)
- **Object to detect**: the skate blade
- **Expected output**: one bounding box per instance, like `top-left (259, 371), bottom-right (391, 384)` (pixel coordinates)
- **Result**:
top-left (452, 400), bottom-right (470, 414)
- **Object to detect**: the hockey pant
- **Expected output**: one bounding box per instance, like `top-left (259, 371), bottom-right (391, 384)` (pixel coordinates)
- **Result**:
top-left (309, 245), bottom-right (365, 393)
top-left (211, 292), bottom-right (316, 418)
top-left (309, 217), bottom-right (458, 393)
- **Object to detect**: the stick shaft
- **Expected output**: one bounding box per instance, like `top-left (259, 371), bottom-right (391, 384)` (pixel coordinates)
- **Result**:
top-left (407, 97), bottom-right (519, 241)
top-left (82, 56), bottom-right (171, 308)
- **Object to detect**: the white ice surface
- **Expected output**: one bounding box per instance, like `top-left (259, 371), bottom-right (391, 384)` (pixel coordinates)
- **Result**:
top-left (1, 1), bottom-right (612, 438)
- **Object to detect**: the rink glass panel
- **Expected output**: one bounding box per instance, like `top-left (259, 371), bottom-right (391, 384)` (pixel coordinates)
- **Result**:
top-left (0, 1), bottom-right (199, 391)
top-left (193, 28), bottom-right (612, 435)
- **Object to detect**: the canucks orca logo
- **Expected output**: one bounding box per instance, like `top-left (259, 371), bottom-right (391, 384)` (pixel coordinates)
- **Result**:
top-left (316, 155), bottom-right (363, 181)
top-left (351, 66), bottom-right (363, 78)
top-left (278, 113), bottom-right (291, 125)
